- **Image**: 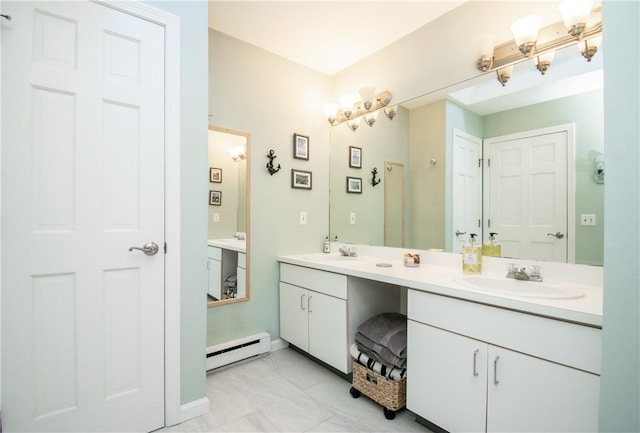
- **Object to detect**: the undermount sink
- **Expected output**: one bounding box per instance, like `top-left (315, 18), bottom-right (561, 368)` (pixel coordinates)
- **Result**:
top-left (456, 276), bottom-right (585, 300)
top-left (302, 254), bottom-right (359, 262)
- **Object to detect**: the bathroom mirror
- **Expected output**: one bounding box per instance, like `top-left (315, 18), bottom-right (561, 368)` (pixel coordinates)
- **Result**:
top-left (329, 43), bottom-right (604, 266)
top-left (207, 126), bottom-right (250, 306)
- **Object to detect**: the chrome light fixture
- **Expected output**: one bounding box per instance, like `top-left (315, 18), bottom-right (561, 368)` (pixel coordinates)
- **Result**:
top-left (496, 65), bottom-right (513, 87)
top-left (510, 15), bottom-right (543, 57)
top-left (324, 89), bottom-right (393, 132)
top-left (579, 35), bottom-right (602, 62)
top-left (558, 0), bottom-right (594, 39)
top-left (534, 51), bottom-right (555, 75)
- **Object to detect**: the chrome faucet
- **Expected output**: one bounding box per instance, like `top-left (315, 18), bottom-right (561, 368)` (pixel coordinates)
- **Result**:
top-left (339, 246), bottom-right (357, 257)
top-left (506, 263), bottom-right (543, 282)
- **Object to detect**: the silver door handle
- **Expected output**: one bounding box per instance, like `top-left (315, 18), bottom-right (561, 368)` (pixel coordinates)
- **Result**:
top-left (455, 230), bottom-right (466, 237)
top-left (473, 349), bottom-right (479, 377)
top-left (308, 296), bottom-right (312, 313)
top-left (300, 294), bottom-right (306, 310)
top-left (493, 356), bottom-right (500, 385)
top-left (546, 232), bottom-right (565, 239)
top-left (128, 242), bottom-right (159, 256)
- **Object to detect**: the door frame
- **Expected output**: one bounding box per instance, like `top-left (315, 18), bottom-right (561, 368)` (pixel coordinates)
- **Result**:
top-left (483, 124), bottom-right (576, 263)
top-left (0, 1), bottom-right (183, 427)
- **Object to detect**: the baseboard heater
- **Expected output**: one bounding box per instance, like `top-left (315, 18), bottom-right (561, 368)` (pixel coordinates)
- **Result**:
top-left (206, 332), bottom-right (271, 371)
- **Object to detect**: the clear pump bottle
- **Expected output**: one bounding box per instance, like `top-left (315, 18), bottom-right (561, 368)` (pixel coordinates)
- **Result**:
top-left (482, 232), bottom-right (501, 257)
top-left (462, 233), bottom-right (482, 274)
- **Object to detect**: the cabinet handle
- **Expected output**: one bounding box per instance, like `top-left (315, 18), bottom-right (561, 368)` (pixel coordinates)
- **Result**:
top-left (300, 294), bottom-right (306, 311)
top-left (493, 355), bottom-right (500, 385)
top-left (473, 349), bottom-right (479, 377)
top-left (308, 295), bottom-right (312, 313)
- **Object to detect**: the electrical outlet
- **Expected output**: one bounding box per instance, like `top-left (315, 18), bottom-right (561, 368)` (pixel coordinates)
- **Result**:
top-left (581, 214), bottom-right (596, 226)
top-left (299, 211), bottom-right (307, 225)
top-left (350, 212), bottom-right (356, 225)
top-left (213, 213), bottom-right (220, 222)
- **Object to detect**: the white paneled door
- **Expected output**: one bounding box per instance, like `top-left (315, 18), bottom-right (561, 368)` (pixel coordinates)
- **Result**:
top-left (484, 128), bottom-right (569, 262)
top-left (2, 2), bottom-right (165, 431)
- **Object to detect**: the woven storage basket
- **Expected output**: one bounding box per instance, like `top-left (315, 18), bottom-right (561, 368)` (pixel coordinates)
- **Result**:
top-left (351, 360), bottom-right (406, 411)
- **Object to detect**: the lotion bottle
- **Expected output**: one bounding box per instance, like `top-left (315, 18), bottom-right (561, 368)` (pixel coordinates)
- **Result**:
top-left (482, 232), bottom-right (501, 257)
top-left (462, 233), bottom-right (482, 274)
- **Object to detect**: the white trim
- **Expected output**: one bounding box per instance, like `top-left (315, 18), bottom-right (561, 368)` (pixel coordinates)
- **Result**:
top-left (180, 397), bottom-right (210, 423)
top-left (271, 338), bottom-right (289, 352)
top-left (483, 124), bottom-right (576, 263)
top-left (93, 1), bottom-right (182, 427)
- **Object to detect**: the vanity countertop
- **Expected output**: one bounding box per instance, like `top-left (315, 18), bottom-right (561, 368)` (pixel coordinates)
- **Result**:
top-left (208, 238), bottom-right (246, 253)
top-left (277, 248), bottom-right (603, 328)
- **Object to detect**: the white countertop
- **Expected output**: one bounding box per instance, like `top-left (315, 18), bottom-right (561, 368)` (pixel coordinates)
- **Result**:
top-left (277, 246), bottom-right (603, 328)
top-left (208, 238), bottom-right (246, 253)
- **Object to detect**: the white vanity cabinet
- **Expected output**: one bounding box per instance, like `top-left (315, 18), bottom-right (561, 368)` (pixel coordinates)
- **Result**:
top-left (207, 246), bottom-right (223, 300)
top-left (279, 263), bottom-right (401, 374)
top-left (208, 245), bottom-right (246, 300)
top-left (407, 290), bottom-right (601, 433)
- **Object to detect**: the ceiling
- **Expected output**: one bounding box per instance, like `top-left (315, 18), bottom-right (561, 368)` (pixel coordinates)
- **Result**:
top-left (208, 1), bottom-right (464, 76)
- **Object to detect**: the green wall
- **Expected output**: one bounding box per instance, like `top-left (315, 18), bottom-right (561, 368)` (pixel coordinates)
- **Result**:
top-left (483, 90), bottom-right (604, 266)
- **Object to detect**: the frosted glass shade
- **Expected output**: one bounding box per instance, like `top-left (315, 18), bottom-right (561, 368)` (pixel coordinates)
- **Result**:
top-left (510, 16), bottom-right (543, 46)
top-left (558, 0), bottom-right (594, 27)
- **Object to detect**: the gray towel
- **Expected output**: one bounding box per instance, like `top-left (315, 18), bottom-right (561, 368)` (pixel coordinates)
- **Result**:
top-left (356, 331), bottom-right (406, 369)
top-left (356, 313), bottom-right (407, 359)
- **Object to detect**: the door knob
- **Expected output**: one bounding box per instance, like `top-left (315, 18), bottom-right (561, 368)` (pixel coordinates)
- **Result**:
top-left (546, 232), bottom-right (565, 239)
top-left (455, 230), bottom-right (467, 237)
top-left (128, 242), bottom-right (159, 256)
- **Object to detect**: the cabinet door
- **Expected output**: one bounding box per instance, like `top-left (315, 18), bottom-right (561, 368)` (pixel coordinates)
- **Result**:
top-left (279, 282), bottom-right (309, 352)
top-left (308, 291), bottom-right (348, 372)
top-left (487, 346), bottom-right (600, 432)
top-left (207, 258), bottom-right (222, 300)
top-left (407, 321), bottom-right (487, 432)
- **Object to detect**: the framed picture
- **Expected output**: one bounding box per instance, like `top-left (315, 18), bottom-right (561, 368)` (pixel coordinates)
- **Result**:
top-left (346, 176), bottom-right (362, 193)
top-left (209, 190), bottom-right (222, 206)
top-left (293, 133), bottom-right (309, 160)
top-left (210, 167), bottom-right (222, 183)
top-left (291, 169), bottom-right (312, 190)
top-left (349, 146), bottom-right (362, 168)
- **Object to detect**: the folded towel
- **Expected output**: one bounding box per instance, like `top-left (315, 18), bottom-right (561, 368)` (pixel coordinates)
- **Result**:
top-left (356, 313), bottom-right (407, 359)
top-left (350, 344), bottom-right (406, 381)
top-left (356, 331), bottom-right (406, 369)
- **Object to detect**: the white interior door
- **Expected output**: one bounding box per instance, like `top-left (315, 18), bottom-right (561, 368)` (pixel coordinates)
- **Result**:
top-left (451, 129), bottom-right (482, 253)
top-left (484, 128), bottom-right (569, 262)
top-left (2, 2), bottom-right (165, 431)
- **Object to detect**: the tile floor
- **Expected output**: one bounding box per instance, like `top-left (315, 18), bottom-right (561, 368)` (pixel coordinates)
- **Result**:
top-left (161, 347), bottom-right (432, 432)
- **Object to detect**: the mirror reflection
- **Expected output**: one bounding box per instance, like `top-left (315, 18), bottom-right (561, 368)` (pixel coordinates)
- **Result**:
top-left (329, 43), bottom-right (604, 266)
top-left (207, 127), bottom-right (250, 306)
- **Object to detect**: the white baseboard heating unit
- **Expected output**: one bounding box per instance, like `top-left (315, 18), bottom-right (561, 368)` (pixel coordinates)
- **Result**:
top-left (206, 332), bottom-right (271, 371)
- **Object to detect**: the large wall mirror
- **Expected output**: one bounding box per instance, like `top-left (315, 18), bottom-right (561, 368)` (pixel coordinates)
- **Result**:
top-left (207, 126), bottom-right (250, 306)
top-left (330, 42), bottom-right (604, 267)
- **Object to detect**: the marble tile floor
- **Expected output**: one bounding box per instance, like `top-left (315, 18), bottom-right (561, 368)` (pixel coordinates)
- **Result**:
top-left (160, 347), bottom-right (432, 433)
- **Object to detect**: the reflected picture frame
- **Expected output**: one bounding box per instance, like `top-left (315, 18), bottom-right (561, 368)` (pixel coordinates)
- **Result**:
top-left (291, 169), bottom-right (312, 190)
top-left (210, 167), bottom-right (222, 183)
top-left (349, 146), bottom-right (362, 168)
top-left (209, 190), bottom-right (222, 205)
top-left (293, 133), bottom-right (309, 160)
top-left (346, 176), bottom-right (362, 193)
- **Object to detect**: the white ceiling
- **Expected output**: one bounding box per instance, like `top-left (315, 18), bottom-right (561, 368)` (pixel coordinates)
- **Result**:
top-left (208, 1), bottom-right (464, 76)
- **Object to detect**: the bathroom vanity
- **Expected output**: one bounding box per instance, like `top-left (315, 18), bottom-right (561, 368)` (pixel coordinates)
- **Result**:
top-left (208, 239), bottom-right (246, 301)
top-left (278, 245), bottom-right (602, 432)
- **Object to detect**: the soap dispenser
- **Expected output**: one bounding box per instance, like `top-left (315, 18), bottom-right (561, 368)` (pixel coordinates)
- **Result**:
top-left (323, 236), bottom-right (330, 253)
top-left (482, 232), bottom-right (501, 257)
top-left (462, 233), bottom-right (482, 274)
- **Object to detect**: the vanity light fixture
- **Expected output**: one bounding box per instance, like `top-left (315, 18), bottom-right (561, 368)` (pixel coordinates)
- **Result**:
top-left (475, 2), bottom-right (601, 86)
top-left (534, 51), bottom-right (555, 75)
top-left (383, 104), bottom-right (398, 121)
top-left (324, 89), bottom-right (393, 132)
top-left (229, 145), bottom-right (246, 162)
top-left (496, 65), bottom-right (513, 87)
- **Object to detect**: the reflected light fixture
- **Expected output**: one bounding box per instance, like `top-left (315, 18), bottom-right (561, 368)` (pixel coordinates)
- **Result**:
top-left (496, 65), bottom-right (513, 87)
top-left (558, 0), bottom-right (594, 39)
top-left (534, 51), bottom-right (555, 75)
top-left (324, 89), bottom-right (393, 131)
top-left (229, 145), bottom-right (246, 162)
top-left (579, 35), bottom-right (602, 61)
top-left (510, 15), bottom-right (542, 57)
top-left (383, 105), bottom-right (398, 120)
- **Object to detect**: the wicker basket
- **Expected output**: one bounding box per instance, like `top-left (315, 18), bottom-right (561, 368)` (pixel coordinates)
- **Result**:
top-left (351, 360), bottom-right (406, 412)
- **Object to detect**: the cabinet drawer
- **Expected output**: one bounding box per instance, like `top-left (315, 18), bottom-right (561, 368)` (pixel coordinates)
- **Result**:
top-left (207, 246), bottom-right (222, 260)
top-left (280, 263), bottom-right (347, 299)
top-left (408, 290), bottom-right (602, 374)
top-left (238, 252), bottom-right (246, 269)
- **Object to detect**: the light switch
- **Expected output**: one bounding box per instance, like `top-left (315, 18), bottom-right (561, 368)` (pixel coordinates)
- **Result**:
top-left (581, 214), bottom-right (596, 226)
top-left (213, 213), bottom-right (220, 222)
top-left (350, 212), bottom-right (356, 225)
top-left (299, 211), bottom-right (307, 225)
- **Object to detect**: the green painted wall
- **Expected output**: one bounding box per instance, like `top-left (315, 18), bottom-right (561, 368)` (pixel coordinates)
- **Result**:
top-left (483, 90), bottom-right (604, 266)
